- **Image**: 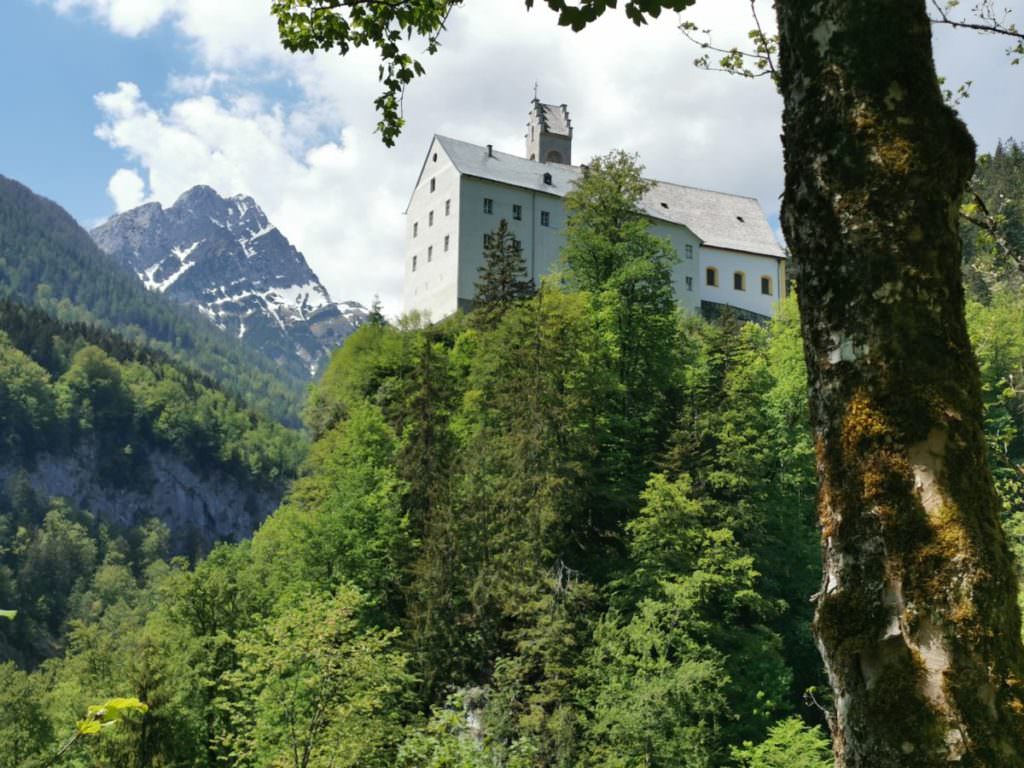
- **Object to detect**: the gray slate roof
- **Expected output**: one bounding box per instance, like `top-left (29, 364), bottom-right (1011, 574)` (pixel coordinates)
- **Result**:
top-left (435, 135), bottom-right (785, 259)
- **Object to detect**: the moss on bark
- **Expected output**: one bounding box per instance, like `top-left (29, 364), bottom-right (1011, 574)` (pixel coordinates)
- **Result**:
top-left (777, 0), bottom-right (1024, 764)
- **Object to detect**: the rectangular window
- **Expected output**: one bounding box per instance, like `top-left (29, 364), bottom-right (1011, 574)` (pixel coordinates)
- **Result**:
top-left (483, 198), bottom-right (493, 214)
top-left (428, 245), bottom-right (433, 262)
top-left (429, 178), bottom-right (436, 192)
top-left (540, 210), bottom-right (550, 227)
top-left (428, 211), bottom-right (434, 226)
top-left (513, 204), bottom-right (523, 221)
top-left (734, 272), bottom-right (746, 291)
top-left (412, 255), bottom-right (418, 272)
top-left (413, 222), bottom-right (418, 238)
top-left (761, 276), bottom-right (772, 295)
top-left (444, 235), bottom-right (450, 252)
top-left (685, 244), bottom-right (693, 259)
top-left (706, 267), bottom-right (717, 287)
top-left (445, 199), bottom-right (451, 216)
top-left (685, 276), bottom-right (693, 291)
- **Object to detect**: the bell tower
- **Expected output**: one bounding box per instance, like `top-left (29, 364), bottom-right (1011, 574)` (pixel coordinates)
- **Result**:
top-left (526, 96), bottom-right (572, 165)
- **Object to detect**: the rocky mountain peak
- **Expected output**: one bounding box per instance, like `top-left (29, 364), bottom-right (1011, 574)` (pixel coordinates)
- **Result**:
top-left (92, 185), bottom-right (366, 378)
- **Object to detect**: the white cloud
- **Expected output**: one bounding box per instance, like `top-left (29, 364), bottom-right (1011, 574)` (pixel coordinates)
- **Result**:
top-left (50, 0), bottom-right (172, 36)
top-left (107, 167), bottom-right (147, 211)
top-left (167, 71), bottom-right (231, 96)
top-left (68, 0), bottom-right (1024, 312)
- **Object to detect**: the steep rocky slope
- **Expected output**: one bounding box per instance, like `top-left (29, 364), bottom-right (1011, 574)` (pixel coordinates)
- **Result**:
top-left (92, 186), bottom-right (366, 377)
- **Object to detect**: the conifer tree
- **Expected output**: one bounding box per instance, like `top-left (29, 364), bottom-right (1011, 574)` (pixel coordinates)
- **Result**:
top-left (367, 294), bottom-right (387, 327)
top-left (473, 219), bottom-right (534, 325)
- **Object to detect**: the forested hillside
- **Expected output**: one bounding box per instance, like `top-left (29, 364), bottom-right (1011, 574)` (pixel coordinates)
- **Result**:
top-left (0, 176), bottom-right (308, 425)
top-left (2, 150), bottom-right (1023, 767)
top-left (0, 300), bottom-right (305, 667)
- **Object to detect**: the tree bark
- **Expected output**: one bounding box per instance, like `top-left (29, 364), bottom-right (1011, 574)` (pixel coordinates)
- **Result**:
top-left (776, 1), bottom-right (1024, 764)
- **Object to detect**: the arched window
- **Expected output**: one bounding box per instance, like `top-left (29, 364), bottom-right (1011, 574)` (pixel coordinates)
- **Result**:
top-left (761, 276), bottom-right (773, 295)
top-left (706, 267), bottom-right (718, 287)
top-left (545, 150), bottom-right (563, 163)
top-left (733, 271), bottom-right (746, 291)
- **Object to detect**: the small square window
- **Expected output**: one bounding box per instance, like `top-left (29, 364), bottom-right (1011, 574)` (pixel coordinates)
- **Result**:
top-left (513, 204), bottom-right (522, 221)
top-left (445, 199), bottom-right (451, 216)
top-left (413, 222), bottom-right (418, 238)
top-left (430, 178), bottom-right (436, 192)
top-left (540, 211), bottom-right (550, 227)
top-left (444, 235), bottom-right (450, 252)
top-left (429, 211), bottom-right (434, 226)
top-left (685, 244), bottom-right (693, 259)
top-left (685, 276), bottom-right (693, 291)
top-left (412, 255), bottom-right (418, 272)
top-left (483, 198), bottom-right (493, 214)
top-left (428, 245), bottom-right (433, 262)
top-left (761, 276), bottom-right (772, 295)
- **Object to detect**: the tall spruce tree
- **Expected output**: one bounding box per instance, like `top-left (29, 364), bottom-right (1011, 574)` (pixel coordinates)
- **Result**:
top-left (473, 218), bottom-right (535, 325)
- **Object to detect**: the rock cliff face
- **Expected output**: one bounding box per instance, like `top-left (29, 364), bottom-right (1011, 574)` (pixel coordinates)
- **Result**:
top-left (0, 443), bottom-right (282, 556)
top-left (91, 185), bottom-right (366, 378)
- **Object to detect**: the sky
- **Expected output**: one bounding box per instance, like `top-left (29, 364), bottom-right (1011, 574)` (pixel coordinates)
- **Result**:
top-left (1, 0), bottom-right (1022, 312)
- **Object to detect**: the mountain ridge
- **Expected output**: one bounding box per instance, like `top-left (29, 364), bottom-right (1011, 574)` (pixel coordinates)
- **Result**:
top-left (0, 174), bottom-right (306, 425)
top-left (92, 185), bottom-right (366, 377)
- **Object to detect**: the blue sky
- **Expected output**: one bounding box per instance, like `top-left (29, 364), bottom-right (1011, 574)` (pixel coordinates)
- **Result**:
top-left (0, 0), bottom-right (181, 224)
top-left (2, 0), bottom-right (1022, 308)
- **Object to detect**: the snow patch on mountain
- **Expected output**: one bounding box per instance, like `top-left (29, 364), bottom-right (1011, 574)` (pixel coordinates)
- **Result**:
top-left (91, 185), bottom-right (368, 378)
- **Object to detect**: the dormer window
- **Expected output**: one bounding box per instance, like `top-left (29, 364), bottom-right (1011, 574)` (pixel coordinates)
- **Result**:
top-left (543, 172), bottom-right (553, 185)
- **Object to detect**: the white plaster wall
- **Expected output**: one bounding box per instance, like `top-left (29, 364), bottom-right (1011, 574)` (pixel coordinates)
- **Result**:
top-left (405, 160), bottom-right (747, 321)
top-left (404, 138), bottom-right (462, 320)
top-left (699, 246), bottom-right (785, 318)
top-left (457, 177), bottom-right (564, 303)
top-left (649, 220), bottom-right (702, 314)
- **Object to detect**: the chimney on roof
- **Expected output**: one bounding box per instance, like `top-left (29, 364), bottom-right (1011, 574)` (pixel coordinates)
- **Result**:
top-left (486, 144), bottom-right (493, 157)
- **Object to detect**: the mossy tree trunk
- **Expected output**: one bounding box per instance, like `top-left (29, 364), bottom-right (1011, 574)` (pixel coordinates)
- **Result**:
top-left (776, 0), bottom-right (1024, 764)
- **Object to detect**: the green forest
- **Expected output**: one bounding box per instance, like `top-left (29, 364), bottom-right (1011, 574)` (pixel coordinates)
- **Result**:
top-left (0, 298), bottom-right (306, 666)
top-left (0, 176), bottom-right (309, 426)
top-left (1, 144), bottom-right (1023, 767)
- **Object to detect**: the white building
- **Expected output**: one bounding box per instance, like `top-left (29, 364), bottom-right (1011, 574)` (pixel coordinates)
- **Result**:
top-left (404, 100), bottom-right (786, 322)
